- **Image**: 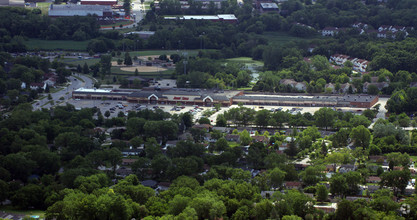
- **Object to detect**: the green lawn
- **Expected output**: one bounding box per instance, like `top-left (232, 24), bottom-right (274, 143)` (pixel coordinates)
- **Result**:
top-left (36, 2), bottom-right (52, 14)
top-left (60, 58), bottom-right (101, 66)
top-left (25, 39), bottom-right (90, 51)
top-left (226, 57), bottom-right (264, 65)
top-left (260, 31), bottom-right (321, 46)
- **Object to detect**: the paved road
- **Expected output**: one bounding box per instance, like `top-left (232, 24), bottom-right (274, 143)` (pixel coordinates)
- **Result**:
top-left (32, 74), bottom-right (95, 110)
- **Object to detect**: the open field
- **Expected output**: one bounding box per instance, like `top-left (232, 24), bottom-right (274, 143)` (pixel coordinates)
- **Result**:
top-left (36, 2), bottom-right (52, 14)
top-left (25, 39), bottom-right (90, 51)
top-left (226, 57), bottom-right (264, 65)
top-left (260, 31), bottom-right (321, 46)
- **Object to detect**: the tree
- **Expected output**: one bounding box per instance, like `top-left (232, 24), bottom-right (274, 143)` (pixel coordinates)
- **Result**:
top-left (267, 167), bottom-right (286, 189)
top-left (83, 62), bottom-right (89, 75)
top-left (239, 130), bottom-right (251, 146)
top-left (350, 125), bottom-right (371, 149)
top-left (330, 174), bottom-right (348, 197)
top-left (316, 184), bottom-right (328, 202)
top-left (216, 114), bottom-right (227, 127)
top-left (123, 0), bottom-right (131, 15)
top-left (314, 108), bottom-right (335, 130)
top-left (380, 170), bottom-right (411, 196)
top-left (124, 52), bottom-right (133, 66)
top-left (104, 110), bottom-right (111, 118)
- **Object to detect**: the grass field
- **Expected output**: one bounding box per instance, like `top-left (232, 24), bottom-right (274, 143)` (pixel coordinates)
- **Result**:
top-left (36, 2), bottom-right (52, 14)
top-left (226, 57), bottom-right (264, 66)
top-left (25, 39), bottom-right (90, 51)
top-left (260, 31), bottom-right (321, 46)
top-left (60, 58), bottom-right (101, 66)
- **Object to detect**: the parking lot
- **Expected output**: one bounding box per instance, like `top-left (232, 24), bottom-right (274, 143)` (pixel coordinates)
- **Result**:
top-left (67, 99), bottom-right (211, 120)
top-left (65, 97), bottom-right (386, 125)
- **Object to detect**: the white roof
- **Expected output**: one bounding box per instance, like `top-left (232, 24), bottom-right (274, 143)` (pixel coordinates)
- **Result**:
top-left (217, 14), bottom-right (237, 20)
top-left (75, 88), bottom-right (112, 93)
top-left (165, 14), bottom-right (237, 21)
top-left (260, 3), bottom-right (278, 9)
top-left (48, 4), bottom-right (112, 17)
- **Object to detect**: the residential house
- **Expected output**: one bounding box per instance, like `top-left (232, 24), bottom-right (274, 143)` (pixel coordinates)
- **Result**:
top-left (225, 134), bottom-right (240, 142)
top-left (366, 176), bottom-right (381, 184)
top-left (325, 83), bottom-right (335, 93)
top-left (165, 140), bottom-right (178, 148)
top-left (122, 158), bottom-right (138, 166)
top-left (339, 83), bottom-right (356, 94)
top-left (339, 164), bottom-right (357, 173)
top-left (284, 181), bottom-right (302, 190)
top-left (279, 79), bottom-right (307, 91)
top-left (352, 22), bottom-right (369, 29)
top-left (367, 185), bottom-right (380, 194)
top-left (192, 124), bottom-right (213, 132)
top-left (121, 148), bottom-right (143, 157)
top-left (259, 2), bottom-right (279, 13)
top-left (29, 82), bottom-right (46, 90)
top-left (363, 82), bottom-right (389, 93)
top-left (141, 180), bottom-right (158, 189)
top-left (251, 135), bottom-right (269, 143)
top-left (322, 27), bottom-right (339, 36)
top-left (116, 167), bottom-right (133, 177)
top-left (156, 182), bottom-right (171, 191)
top-left (330, 54), bottom-right (350, 66)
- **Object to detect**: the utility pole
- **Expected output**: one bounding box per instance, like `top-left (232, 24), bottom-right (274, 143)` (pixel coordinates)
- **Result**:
top-left (182, 52), bottom-right (188, 75)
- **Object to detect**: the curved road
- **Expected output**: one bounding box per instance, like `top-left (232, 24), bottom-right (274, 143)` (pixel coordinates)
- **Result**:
top-left (32, 74), bottom-right (95, 110)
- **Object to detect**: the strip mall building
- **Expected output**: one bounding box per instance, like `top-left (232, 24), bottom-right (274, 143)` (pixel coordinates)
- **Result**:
top-left (72, 88), bottom-right (378, 108)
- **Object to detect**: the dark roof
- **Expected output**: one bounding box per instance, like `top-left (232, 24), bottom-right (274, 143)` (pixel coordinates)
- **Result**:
top-left (142, 180), bottom-right (158, 188)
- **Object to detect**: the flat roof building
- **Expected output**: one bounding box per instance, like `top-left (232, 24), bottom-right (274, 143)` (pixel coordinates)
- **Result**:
top-left (72, 88), bottom-right (378, 108)
top-left (48, 4), bottom-right (113, 17)
top-left (80, 0), bottom-right (117, 5)
top-left (260, 2), bottom-right (279, 13)
top-left (165, 14), bottom-right (238, 23)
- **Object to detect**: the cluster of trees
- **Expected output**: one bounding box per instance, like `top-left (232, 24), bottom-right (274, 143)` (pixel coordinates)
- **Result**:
top-left (175, 58), bottom-right (251, 89)
top-left (0, 7), bottom-right (100, 52)
top-left (0, 54), bottom-right (57, 108)
top-left (221, 106), bottom-right (377, 130)
top-left (1, 101), bottom-right (417, 219)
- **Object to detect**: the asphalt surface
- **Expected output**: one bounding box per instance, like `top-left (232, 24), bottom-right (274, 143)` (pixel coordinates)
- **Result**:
top-left (32, 74), bottom-right (95, 110)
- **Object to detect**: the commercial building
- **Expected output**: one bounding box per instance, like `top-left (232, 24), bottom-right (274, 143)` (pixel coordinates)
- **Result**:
top-left (48, 4), bottom-right (113, 17)
top-left (72, 88), bottom-right (378, 108)
top-left (80, 0), bottom-right (117, 5)
top-left (233, 94), bottom-right (378, 108)
top-left (164, 14), bottom-right (238, 24)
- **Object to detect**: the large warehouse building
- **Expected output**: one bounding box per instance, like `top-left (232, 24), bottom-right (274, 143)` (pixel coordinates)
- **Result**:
top-left (80, 0), bottom-right (117, 5)
top-left (48, 4), bottom-right (113, 17)
top-left (72, 88), bottom-right (378, 108)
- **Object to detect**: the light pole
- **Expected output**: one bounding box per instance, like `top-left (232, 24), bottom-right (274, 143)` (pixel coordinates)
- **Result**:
top-left (199, 32), bottom-right (205, 50)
